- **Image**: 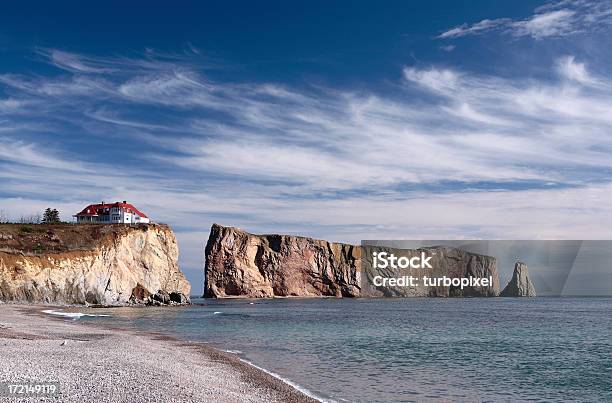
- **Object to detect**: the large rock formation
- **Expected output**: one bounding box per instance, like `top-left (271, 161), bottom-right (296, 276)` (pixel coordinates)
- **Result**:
top-left (500, 262), bottom-right (536, 297)
top-left (360, 245), bottom-right (500, 297)
top-left (204, 224), bottom-right (360, 298)
top-left (0, 224), bottom-right (190, 305)
top-left (204, 224), bottom-right (500, 298)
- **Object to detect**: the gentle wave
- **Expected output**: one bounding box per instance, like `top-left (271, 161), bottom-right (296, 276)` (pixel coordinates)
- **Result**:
top-left (221, 349), bottom-right (243, 354)
top-left (42, 309), bottom-right (110, 319)
top-left (238, 357), bottom-right (334, 403)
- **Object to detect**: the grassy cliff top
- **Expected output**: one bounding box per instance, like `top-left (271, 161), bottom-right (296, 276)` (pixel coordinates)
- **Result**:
top-left (0, 223), bottom-right (167, 255)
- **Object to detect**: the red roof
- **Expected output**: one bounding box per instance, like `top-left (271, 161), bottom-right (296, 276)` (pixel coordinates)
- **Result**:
top-left (75, 202), bottom-right (148, 218)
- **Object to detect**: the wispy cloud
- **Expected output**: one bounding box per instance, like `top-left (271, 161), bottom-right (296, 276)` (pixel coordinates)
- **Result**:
top-left (39, 49), bottom-right (117, 74)
top-left (555, 55), bottom-right (600, 85)
top-left (3, 49), bottom-right (612, 198)
top-left (0, 98), bottom-right (25, 113)
top-left (438, 0), bottom-right (612, 39)
top-left (438, 18), bottom-right (512, 39)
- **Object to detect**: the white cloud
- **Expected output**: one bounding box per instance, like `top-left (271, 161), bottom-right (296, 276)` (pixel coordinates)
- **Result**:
top-left (0, 142), bottom-right (89, 172)
top-left (437, 18), bottom-right (511, 39)
top-left (403, 67), bottom-right (460, 92)
top-left (438, 0), bottom-right (612, 39)
top-left (44, 49), bottom-right (116, 73)
top-left (512, 9), bottom-right (576, 39)
top-left (118, 71), bottom-right (214, 105)
top-left (555, 55), bottom-right (595, 84)
top-left (0, 98), bottom-right (24, 112)
top-left (0, 74), bottom-right (113, 98)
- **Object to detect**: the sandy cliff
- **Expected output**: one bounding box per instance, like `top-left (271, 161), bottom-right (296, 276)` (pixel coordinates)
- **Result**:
top-left (0, 223), bottom-right (190, 305)
top-left (204, 224), bottom-right (500, 298)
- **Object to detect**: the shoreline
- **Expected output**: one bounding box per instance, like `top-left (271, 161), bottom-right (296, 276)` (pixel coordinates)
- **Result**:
top-left (0, 304), bottom-right (319, 403)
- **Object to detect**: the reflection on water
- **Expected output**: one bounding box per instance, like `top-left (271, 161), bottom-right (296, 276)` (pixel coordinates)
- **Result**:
top-left (79, 298), bottom-right (612, 402)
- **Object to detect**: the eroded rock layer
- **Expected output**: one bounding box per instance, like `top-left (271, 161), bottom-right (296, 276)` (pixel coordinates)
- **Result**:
top-left (204, 224), bottom-right (360, 298)
top-left (0, 224), bottom-right (190, 305)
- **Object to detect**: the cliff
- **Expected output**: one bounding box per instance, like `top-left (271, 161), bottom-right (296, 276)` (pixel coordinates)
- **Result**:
top-left (360, 245), bottom-right (500, 297)
top-left (204, 224), bottom-right (500, 298)
top-left (0, 223), bottom-right (191, 305)
top-left (500, 262), bottom-right (536, 297)
top-left (204, 224), bottom-right (360, 298)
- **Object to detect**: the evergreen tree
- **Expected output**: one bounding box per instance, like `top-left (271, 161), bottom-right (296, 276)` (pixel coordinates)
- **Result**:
top-left (42, 208), bottom-right (61, 224)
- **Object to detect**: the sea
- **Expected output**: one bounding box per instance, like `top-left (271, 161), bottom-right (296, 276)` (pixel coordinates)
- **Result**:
top-left (64, 298), bottom-right (611, 402)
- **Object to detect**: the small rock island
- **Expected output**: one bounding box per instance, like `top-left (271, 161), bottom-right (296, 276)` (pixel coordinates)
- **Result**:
top-left (500, 262), bottom-right (537, 297)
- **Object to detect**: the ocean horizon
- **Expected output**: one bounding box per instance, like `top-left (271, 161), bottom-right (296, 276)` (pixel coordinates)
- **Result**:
top-left (61, 297), bottom-right (612, 402)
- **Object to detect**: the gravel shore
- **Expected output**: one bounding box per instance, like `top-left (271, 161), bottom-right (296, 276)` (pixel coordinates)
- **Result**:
top-left (0, 305), bottom-right (318, 403)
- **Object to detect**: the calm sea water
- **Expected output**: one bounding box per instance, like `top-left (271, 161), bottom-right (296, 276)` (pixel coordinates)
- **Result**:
top-left (76, 298), bottom-right (611, 402)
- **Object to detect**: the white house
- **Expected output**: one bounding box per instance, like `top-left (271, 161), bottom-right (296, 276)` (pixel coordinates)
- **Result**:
top-left (74, 201), bottom-right (150, 224)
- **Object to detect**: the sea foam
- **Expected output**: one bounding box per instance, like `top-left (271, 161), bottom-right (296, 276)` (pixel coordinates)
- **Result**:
top-left (42, 309), bottom-right (110, 319)
top-left (238, 358), bottom-right (333, 403)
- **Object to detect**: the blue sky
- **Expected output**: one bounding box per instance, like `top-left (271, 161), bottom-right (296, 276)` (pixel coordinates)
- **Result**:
top-left (2, 0), bottom-right (612, 294)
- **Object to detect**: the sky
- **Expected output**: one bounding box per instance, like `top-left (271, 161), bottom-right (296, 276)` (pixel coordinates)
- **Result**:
top-left (2, 0), bottom-right (612, 295)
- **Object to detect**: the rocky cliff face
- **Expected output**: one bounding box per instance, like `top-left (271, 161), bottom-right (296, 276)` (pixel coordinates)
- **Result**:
top-left (0, 224), bottom-right (190, 305)
top-left (360, 245), bottom-right (500, 297)
top-left (500, 262), bottom-right (536, 297)
top-left (204, 224), bottom-right (360, 298)
top-left (204, 224), bottom-right (500, 298)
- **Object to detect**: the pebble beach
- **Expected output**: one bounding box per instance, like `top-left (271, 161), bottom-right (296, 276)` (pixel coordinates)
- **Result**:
top-left (0, 305), bottom-right (316, 403)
